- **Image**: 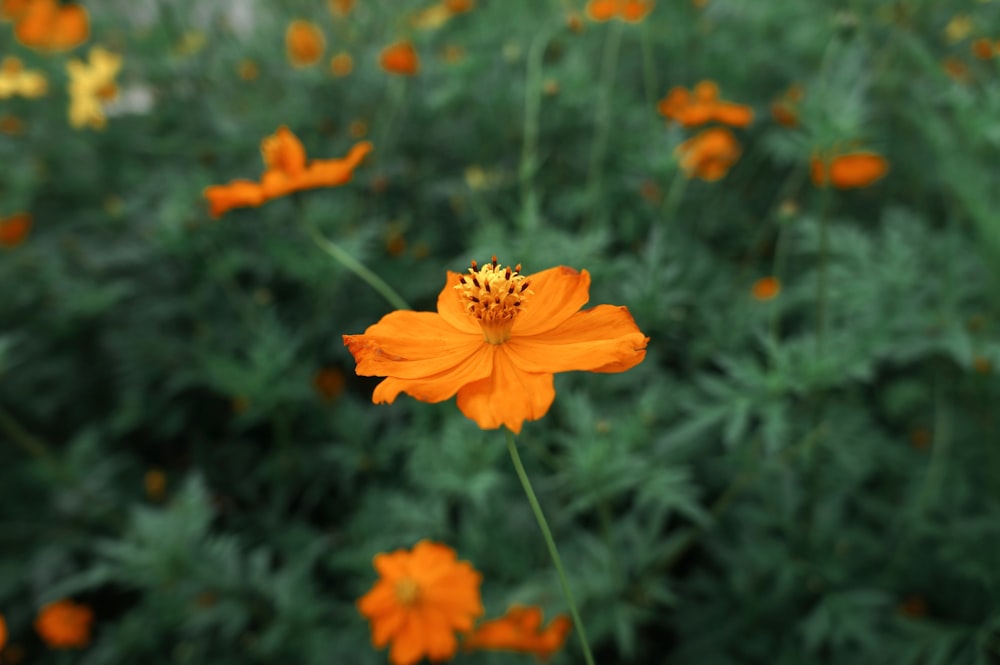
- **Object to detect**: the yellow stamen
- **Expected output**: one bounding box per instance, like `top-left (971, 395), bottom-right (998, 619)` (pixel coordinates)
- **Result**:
top-left (455, 255), bottom-right (532, 344)
top-left (395, 578), bottom-right (420, 606)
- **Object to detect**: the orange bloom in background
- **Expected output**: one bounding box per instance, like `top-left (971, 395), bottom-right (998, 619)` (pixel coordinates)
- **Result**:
top-left (771, 84), bottom-right (804, 127)
top-left (344, 257), bottom-right (648, 433)
top-left (658, 80), bottom-right (753, 128)
top-left (675, 127), bottom-right (742, 181)
top-left (0, 0), bottom-right (31, 21)
top-left (237, 59), bottom-right (258, 80)
top-left (285, 20), bottom-right (325, 68)
top-left (0, 213), bottom-right (32, 247)
top-left (585, 0), bottom-right (653, 22)
top-left (971, 37), bottom-right (995, 59)
top-left (444, 0), bottom-right (474, 14)
top-left (35, 600), bottom-right (93, 649)
top-left (463, 606), bottom-right (571, 659)
top-left (329, 0), bottom-right (354, 16)
top-left (380, 41), bottom-right (420, 75)
top-left (203, 126), bottom-right (372, 218)
top-left (811, 151), bottom-right (888, 189)
top-left (330, 52), bottom-right (354, 77)
top-left (358, 541), bottom-right (483, 665)
top-left (13, 0), bottom-right (89, 52)
top-left (144, 469), bottom-right (167, 501)
top-left (751, 276), bottom-right (781, 301)
top-left (313, 367), bottom-right (346, 402)
top-left (0, 613), bottom-right (6, 650)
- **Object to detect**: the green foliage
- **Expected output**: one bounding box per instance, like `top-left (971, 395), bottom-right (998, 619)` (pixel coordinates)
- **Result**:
top-left (2, 0), bottom-right (1000, 663)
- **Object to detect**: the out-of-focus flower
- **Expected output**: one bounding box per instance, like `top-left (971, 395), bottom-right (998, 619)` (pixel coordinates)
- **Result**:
top-left (144, 469), bottom-right (167, 501)
top-left (358, 541), bottom-right (483, 665)
top-left (203, 126), bottom-right (372, 218)
top-left (751, 276), bottom-right (781, 301)
top-left (0, 0), bottom-right (31, 21)
top-left (658, 81), bottom-right (754, 128)
top-left (585, 0), bottom-right (654, 22)
top-left (0, 612), bottom-right (7, 650)
top-left (445, 0), bottom-right (474, 13)
top-left (238, 59), bottom-right (258, 80)
top-left (971, 37), bottom-right (995, 59)
top-left (810, 150), bottom-right (888, 189)
top-left (675, 127), bottom-right (742, 181)
top-left (344, 257), bottom-right (648, 433)
top-left (0, 114), bottom-right (24, 134)
top-left (411, 3), bottom-right (452, 29)
top-left (0, 56), bottom-right (46, 98)
top-left (35, 600), bottom-right (93, 649)
top-left (380, 41), bottom-right (419, 75)
top-left (441, 44), bottom-right (466, 64)
top-left (349, 119), bottom-right (368, 138)
top-left (0, 213), bottom-right (32, 247)
top-left (942, 56), bottom-right (971, 82)
top-left (66, 46), bottom-right (122, 130)
top-left (566, 10), bottom-right (585, 32)
top-left (330, 52), bottom-right (353, 77)
top-left (173, 31), bottom-right (205, 57)
top-left (12, 0), bottom-right (88, 51)
top-left (770, 84), bottom-right (804, 127)
top-left (286, 20), bottom-right (325, 67)
top-left (328, 0), bottom-right (354, 17)
top-left (944, 14), bottom-right (972, 43)
top-left (463, 606), bottom-right (572, 659)
top-left (973, 356), bottom-right (992, 374)
top-left (313, 367), bottom-right (346, 402)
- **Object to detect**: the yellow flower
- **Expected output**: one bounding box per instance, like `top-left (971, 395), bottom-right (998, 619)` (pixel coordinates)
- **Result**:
top-left (66, 45), bottom-right (122, 130)
top-left (0, 56), bottom-right (47, 98)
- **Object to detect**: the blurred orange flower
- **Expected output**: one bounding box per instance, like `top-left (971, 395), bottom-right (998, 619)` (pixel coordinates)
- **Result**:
top-left (810, 151), bottom-right (888, 189)
top-left (344, 257), bottom-right (648, 433)
top-left (330, 52), bottom-right (353, 77)
top-left (463, 605), bottom-right (571, 658)
top-left (380, 41), bottom-right (420, 75)
top-left (585, 0), bottom-right (653, 22)
top-left (971, 37), bottom-right (994, 60)
top-left (0, 213), bottom-right (32, 247)
top-left (444, 0), bottom-right (474, 13)
top-left (238, 59), bottom-right (259, 80)
top-left (285, 20), bottom-right (325, 68)
top-left (770, 84), bottom-right (804, 127)
top-left (675, 127), bottom-right (742, 181)
top-left (204, 126), bottom-right (372, 218)
top-left (358, 541), bottom-right (483, 665)
top-left (313, 367), bottom-right (346, 402)
top-left (0, 0), bottom-right (31, 20)
top-left (329, 0), bottom-right (354, 16)
top-left (658, 80), bottom-right (753, 128)
top-left (13, 0), bottom-right (89, 52)
top-left (144, 469), bottom-right (167, 501)
top-left (35, 600), bottom-right (93, 649)
top-left (751, 276), bottom-right (781, 301)
top-left (0, 613), bottom-right (6, 650)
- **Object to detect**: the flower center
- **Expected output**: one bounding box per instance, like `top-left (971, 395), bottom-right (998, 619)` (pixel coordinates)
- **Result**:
top-left (455, 256), bottom-right (532, 344)
top-left (96, 82), bottom-right (119, 102)
top-left (394, 578), bottom-right (420, 606)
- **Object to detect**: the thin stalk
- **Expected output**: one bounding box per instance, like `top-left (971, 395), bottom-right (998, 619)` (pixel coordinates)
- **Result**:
top-left (659, 168), bottom-right (688, 225)
top-left (584, 20), bottom-right (625, 229)
top-left (639, 21), bottom-right (659, 112)
top-left (302, 215), bottom-right (411, 311)
top-left (814, 187), bottom-right (832, 357)
top-left (520, 22), bottom-right (560, 233)
top-left (506, 430), bottom-right (596, 665)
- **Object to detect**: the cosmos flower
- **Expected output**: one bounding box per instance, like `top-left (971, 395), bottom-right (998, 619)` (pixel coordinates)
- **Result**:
top-left (810, 150), bottom-right (888, 189)
top-left (658, 80), bottom-right (754, 128)
top-left (357, 541), bottom-right (483, 665)
top-left (675, 127), bottom-right (742, 181)
top-left (12, 0), bottom-right (89, 52)
top-left (751, 276), bottom-right (781, 301)
top-left (585, 0), bottom-right (654, 23)
top-left (379, 41), bottom-right (420, 75)
top-left (285, 20), bottom-right (325, 68)
top-left (203, 126), bottom-right (372, 218)
top-left (344, 257), bottom-right (648, 433)
top-left (0, 213), bottom-right (32, 248)
top-left (66, 45), bottom-right (122, 130)
top-left (463, 605), bottom-right (572, 659)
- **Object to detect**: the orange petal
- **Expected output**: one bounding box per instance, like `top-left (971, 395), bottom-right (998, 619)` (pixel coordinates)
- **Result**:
top-left (357, 580), bottom-right (400, 620)
top-left (511, 266), bottom-right (590, 336)
top-left (713, 102), bottom-right (754, 127)
top-left (436, 271), bottom-right (483, 335)
top-left (285, 19), bottom-right (325, 67)
top-left (506, 305), bottom-right (647, 374)
top-left (620, 0), bottom-right (653, 22)
top-left (390, 612), bottom-right (427, 665)
top-left (260, 125), bottom-right (307, 176)
top-left (693, 80), bottom-right (719, 102)
top-left (657, 86), bottom-right (691, 120)
top-left (203, 181), bottom-right (266, 218)
top-left (363, 341), bottom-right (493, 405)
top-left (15, 0), bottom-right (89, 51)
top-left (674, 103), bottom-right (716, 128)
top-left (585, 0), bottom-right (618, 21)
top-left (296, 140), bottom-right (373, 189)
top-left (827, 152), bottom-right (888, 189)
top-left (455, 347), bottom-right (555, 433)
top-left (809, 155), bottom-right (827, 187)
top-left (380, 41), bottom-right (420, 76)
top-left (371, 606), bottom-right (407, 647)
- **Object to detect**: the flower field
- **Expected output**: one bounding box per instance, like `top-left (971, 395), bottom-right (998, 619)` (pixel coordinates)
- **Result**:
top-left (2, 0), bottom-right (1000, 663)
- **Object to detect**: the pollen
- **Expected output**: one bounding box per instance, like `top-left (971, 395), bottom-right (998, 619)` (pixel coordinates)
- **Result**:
top-left (455, 255), bottom-right (532, 344)
top-left (395, 578), bottom-right (420, 606)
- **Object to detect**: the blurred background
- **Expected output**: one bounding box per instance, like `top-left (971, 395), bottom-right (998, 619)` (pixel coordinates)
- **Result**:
top-left (2, 0), bottom-right (1000, 663)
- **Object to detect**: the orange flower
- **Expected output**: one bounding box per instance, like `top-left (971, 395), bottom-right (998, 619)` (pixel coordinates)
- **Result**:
top-left (35, 600), bottom-right (93, 649)
top-left (380, 41), bottom-right (420, 76)
top-left (343, 257), bottom-right (648, 433)
top-left (675, 128), bottom-right (742, 181)
top-left (330, 52), bottom-right (354, 77)
top-left (751, 276), bottom-right (781, 301)
top-left (463, 605), bottom-right (571, 658)
top-left (285, 20), bottom-right (325, 68)
top-left (313, 367), bottom-right (346, 402)
top-left (357, 541), bottom-right (483, 665)
top-left (770, 84), bottom-right (804, 127)
top-left (585, 0), bottom-right (653, 22)
top-left (942, 56), bottom-right (971, 82)
top-left (810, 151), bottom-right (888, 189)
top-left (13, 0), bottom-right (89, 52)
top-left (971, 37), bottom-right (994, 60)
top-left (0, 212), bottom-right (31, 247)
top-left (144, 469), bottom-right (167, 501)
top-left (444, 0), bottom-right (474, 13)
top-left (0, 613), bottom-right (6, 650)
top-left (203, 127), bottom-right (372, 218)
top-left (657, 80), bottom-right (753, 128)
top-left (329, 0), bottom-right (354, 16)
top-left (0, 0), bottom-right (32, 21)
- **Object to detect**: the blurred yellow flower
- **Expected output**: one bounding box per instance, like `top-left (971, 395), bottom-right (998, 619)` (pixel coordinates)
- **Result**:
top-left (66, 45), bottom-right (122, 130)
top-left (944, 14), bottom-right (972, 43)
top-left (0, 56), bottom-right (47, 98)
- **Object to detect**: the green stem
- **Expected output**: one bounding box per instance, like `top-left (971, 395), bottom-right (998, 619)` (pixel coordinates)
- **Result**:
top-left (815, 188), bottom-right (832, 357)
top-left (584, 20), bottom-right (625, 229)
top-left (505, 430), bottom-right (596, 665)
top-left (659, 167), bottom-right (689, 225)
top-left (520, 22), bottom-right (560, 233)
top-left (639, 21), bottom-right (659, 113)
top-left (302, 216), bottom-right (411, 311)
